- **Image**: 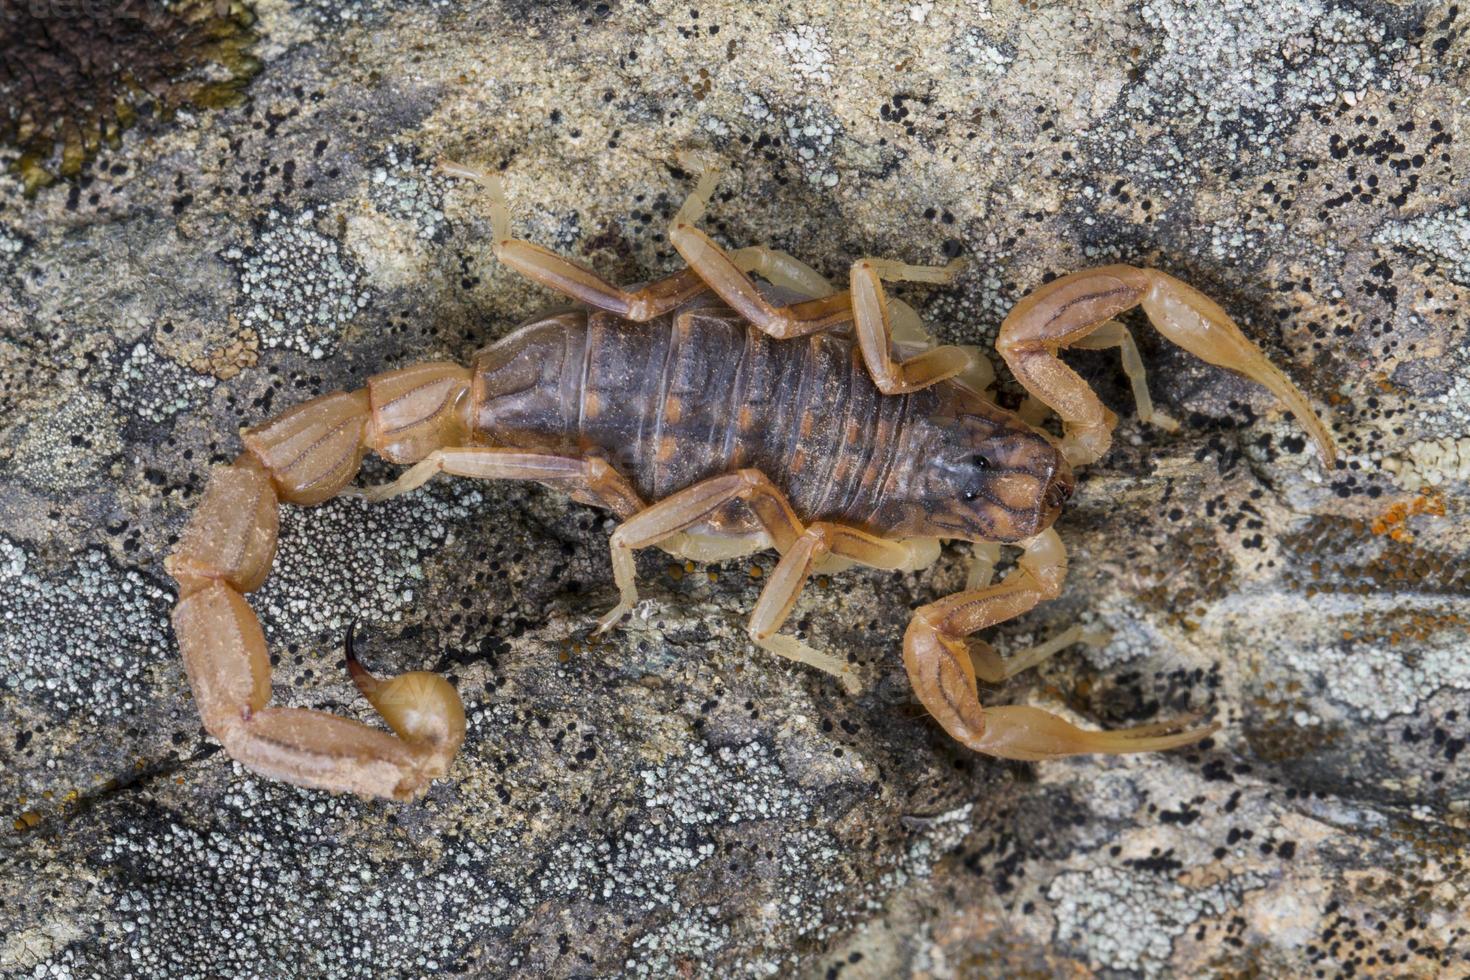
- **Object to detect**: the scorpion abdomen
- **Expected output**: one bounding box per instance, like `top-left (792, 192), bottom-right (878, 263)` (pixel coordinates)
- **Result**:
top-left (470, 304), bottom-right (913, 531)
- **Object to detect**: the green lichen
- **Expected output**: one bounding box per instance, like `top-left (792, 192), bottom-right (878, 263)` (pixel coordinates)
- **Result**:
top-left (0, 0), bottom-right (261, 195)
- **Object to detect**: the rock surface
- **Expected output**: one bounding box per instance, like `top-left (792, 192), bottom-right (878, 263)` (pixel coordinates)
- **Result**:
top-left (2, 1), bottom-right (1467, 977)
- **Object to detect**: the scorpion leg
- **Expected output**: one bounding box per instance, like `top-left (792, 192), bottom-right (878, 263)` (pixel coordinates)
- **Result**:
top-left (1068, 320), bottom-right (1180, 433)
top-left (663, 156), bottom-right (843, 305)
top-left (729, 242), bottom-right (989, 384)
top-left (440, 161), bottom-right (709, 321)
top-left (354, 447), bottom-right (644, 517)
top-left (747, 522), bottom-right (922, 694)
top-left (673, 215), bottom-right (973, 391)
top-left (670, 222), bottom-right (854, 337)
top-left (848, 258), bottom-right (975, 394)
top-left (725, 243), bottom-right (968, 368)
top-left (998, 264), bottom-right (1336, 467)
top-left (594, 469), bottom-right (928, 689)
top-left (595, 469), bottom-right (804, 633)
top-left (903, 530), bottom-right (1217, 760)
top-left (726, 245), bottom-right (835, 297)
top-left (967, 626), bottom-right (1109, 686)
top-left (962, 543), bottom-right (1106, 684)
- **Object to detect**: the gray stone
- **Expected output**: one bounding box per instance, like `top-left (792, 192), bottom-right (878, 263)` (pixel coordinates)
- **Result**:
top-left (1, 1), bottom-right (1466, 977)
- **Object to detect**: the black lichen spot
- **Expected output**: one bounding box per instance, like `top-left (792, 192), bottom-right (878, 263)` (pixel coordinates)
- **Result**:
top-left (0, 0), bottom-right (261, 194)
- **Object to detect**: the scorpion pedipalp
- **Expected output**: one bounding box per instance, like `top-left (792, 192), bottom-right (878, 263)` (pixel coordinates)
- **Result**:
top-left (903, 530), bottom-right (1219, 760)
top-left (999, 264), bottom-right (1336, 468)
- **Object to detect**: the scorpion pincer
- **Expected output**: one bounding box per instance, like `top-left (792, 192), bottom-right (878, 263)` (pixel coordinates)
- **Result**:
top-left (166, 160), bottom-right (1336, 799)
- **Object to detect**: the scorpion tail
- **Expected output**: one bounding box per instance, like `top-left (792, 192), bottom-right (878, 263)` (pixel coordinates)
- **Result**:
top-left (167, 362), bottom-right (473, 800)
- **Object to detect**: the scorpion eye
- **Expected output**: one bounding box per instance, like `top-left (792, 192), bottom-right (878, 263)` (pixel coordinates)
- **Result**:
top-left (970, 454), bottom-right (991, 470)
top-left (962, 489), bottom-right (978, 502)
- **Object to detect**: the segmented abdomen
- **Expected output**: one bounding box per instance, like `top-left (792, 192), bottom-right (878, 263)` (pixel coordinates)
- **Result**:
top-left (469, 305), bottom-right (910, 527)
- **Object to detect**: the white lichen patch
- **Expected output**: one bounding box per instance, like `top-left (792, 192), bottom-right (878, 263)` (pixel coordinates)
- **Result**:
top-left (626, 906), bottom-right (730, 978)
top-left (0, 224), bottom-right (22, 264)
top-left (781, 107), bottom-right (841, 189)
top-left (639, 741), bottom-right (811, 826)
top-left (891, 803), bottom-right (974, 885)
top-left (537, 741), bottom-right (811, 913)
top-left (368, 146), bottom-right (449, 242)
top-left (1129, 0), bottom-right (1402, 158)
top-left (1048, 865), bottom-right (1265, 976)
top-left (1219, 592), bottom-right (1470, 722)
top-left (0, 538), bottom-right (171, 720)
top-left (253, 482), bottom-right (485, 642)
top-left (740, 90), bottom-right (773, 125)
top-left (6, 390), bottom-right (123, 491)
top-left (1384, 434), bottom-right (1470, 491)
top-left (222, 209), bottom-right (370, 359)
top-left (776, 827), bottom-right (848, 939)
top-left (108, 342), bottom-right (214, 424)
top-left (781, 26), bottom-right (834, 85)
top-left (1374, 204), bottom-right (1470, 285)
top-left (73, 786), bottom-right (525, 978)
top-left (951, 28), bottom-right (1013, 79)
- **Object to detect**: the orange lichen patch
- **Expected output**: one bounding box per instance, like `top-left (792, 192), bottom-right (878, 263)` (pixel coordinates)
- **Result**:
top-left (557, 632), bottom-right (607, 662)
top-left (13, 810), bottom-right (42, 832)
top-left (179, 323), bottom-right (261, 380)
top-left (1282, 514), bottom-right (1467, 598)
top-left (1335, 609), bottom-right (1467, 649)
top-left (1370, 490), bottom-right (1446, 543)
top-left (1246, 714), bottom-right (1345, 762)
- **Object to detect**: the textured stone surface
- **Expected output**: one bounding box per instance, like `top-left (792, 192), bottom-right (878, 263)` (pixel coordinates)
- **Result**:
top-left (1, 1), bottom-right (1467, 977)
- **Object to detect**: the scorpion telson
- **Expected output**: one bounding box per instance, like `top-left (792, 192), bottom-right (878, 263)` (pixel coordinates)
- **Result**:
top-left (167, 160), bottom-right (1336, 799)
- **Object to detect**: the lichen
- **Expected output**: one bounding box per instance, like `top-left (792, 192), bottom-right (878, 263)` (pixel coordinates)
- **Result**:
top-left (368, 146), bottom-right (450, 243)
top-left (108, 341), bottom-right (215, 424)
top-left (1128, 0), bottom-right (1403, 163)
top-left (221, 208), bottom-right (371, 359)
top-left (0, 538), bottom-right (171, 723)
top-left (1048, 866), bottom-right (1266, 975)
top-left (0, 0), bottom-right (261, 195)
top-left (254, 481), bottom-right (485, 642)
top-left (1374, 204), bottom-right (1470, 286)
top-left (2, 0), bottom-right (1468, 975)
top-left (4, 389), bottom-right (124, 492)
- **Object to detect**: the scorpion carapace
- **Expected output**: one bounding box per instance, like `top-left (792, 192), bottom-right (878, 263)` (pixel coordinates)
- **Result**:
top-left (167, 161), bottom-right (1336, 799)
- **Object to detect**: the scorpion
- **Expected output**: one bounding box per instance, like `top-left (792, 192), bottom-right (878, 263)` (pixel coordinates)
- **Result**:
top-left (165, 161), bottom-right (1336, 801)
